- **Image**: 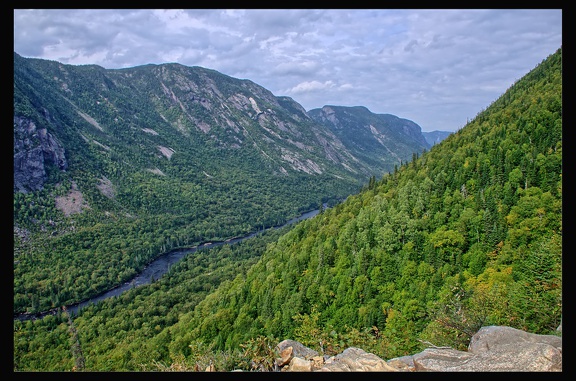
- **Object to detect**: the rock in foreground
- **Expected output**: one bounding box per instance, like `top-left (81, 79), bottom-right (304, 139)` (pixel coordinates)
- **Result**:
top-left (276, 326), bottom-right (562, 372)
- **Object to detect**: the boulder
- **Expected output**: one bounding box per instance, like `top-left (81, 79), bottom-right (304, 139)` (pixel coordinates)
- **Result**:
top-left (279, 325), bottom-right (562, 372)
top-left (319, 347), bottom-right (399, 372)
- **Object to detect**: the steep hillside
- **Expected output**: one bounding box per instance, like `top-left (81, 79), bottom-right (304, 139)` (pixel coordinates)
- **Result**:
top-left (162, 47), bottom-right (562, 360)
top-left (13, 52), bottom-right (362, 196)
top-left (13, 53), bottom-right (430, 314)
top-left (308, 105), bottom-right (431, 177)
top-left (13, 47), bottom-right (561, 371)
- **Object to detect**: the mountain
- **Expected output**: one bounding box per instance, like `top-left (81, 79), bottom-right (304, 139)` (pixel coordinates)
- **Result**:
top-left (13, 53), bottom-right (362, 194)
top-left (308, 105), bottom-right (431, 177)
top-left (145, 48), bottom-right (562, 365)
top-left (422, 130), bottom-right (452, 146)
top-left (13, 52), bottom-right (433, 314)
top-left (13, 47), bottom-right (561, 371)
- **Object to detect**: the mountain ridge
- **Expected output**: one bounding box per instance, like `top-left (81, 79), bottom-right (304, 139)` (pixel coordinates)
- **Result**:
top-left (308, 105), bottom-right (431, 177)
top-left (14, 51), bottom-right (446, 194)
top-left (422, 130), bottom-right (453, 146)
top-left (13, 47), bottom-right (561, 371)
top-left (13, 51), bottom-right (445, 315)
top-left (147, 47), bottom-right (561, 366)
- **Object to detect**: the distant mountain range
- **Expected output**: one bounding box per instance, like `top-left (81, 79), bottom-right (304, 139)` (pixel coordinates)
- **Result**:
top-left (422, 130), bottom-right (453, 146)
top-left (14, 51), bottom-right (447, 197)
top-left (308, 105), bottom-right (431, 175)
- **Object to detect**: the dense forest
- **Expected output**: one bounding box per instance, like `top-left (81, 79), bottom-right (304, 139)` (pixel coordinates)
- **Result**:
top-left (13, 47), bottom-right (561, 371)
top-left (13, 52), bottom-right (387, 316)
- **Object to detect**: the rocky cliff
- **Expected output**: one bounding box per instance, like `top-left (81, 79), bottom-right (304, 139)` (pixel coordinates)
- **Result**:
top-left (13, 115), bottom-right (68, 193)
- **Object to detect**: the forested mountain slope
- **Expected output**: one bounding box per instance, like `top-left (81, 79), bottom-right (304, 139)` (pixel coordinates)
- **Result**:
top-left (162, 47), bottom-right (562, 360)
top-left (13, 47), bottom-right (561, 371)
top-left (13, 53), bottom-right (429, 315)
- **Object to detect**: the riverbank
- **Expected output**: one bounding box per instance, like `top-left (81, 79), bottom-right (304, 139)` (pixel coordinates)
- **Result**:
top-left (14, 206), bottom-right (324, 321)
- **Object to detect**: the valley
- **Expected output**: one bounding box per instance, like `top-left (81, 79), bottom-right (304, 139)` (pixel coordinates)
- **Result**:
top-left (13, 51), bottom-right (437, 315)
top-left (13, 48), bottom-right (561, 371)
top-left (15, 205), bottom-right (324, 321)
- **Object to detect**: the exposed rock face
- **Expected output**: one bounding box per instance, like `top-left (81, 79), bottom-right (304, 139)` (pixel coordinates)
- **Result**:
top-left (307, 105), bottom-right (432, 177)
top-left (14, 52), bottom-right (440, 199)
top-left (468, 325), bottom-right (562, 353)
top-left (277, 326), bottom-right (562, 372)
top-left (277, 339), bottom-right (319, 359)
top-left (319, 348), bottom-right (399, 372)
top-left (14, 116), bottom-right (67, 193)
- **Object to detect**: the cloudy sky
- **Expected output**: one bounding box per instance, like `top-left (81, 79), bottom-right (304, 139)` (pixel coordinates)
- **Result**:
top-left (14, 9), bottom-right (562, 132)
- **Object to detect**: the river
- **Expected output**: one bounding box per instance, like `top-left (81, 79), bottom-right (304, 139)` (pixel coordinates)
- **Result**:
top-left (14, 207), bottom-right (324, 321)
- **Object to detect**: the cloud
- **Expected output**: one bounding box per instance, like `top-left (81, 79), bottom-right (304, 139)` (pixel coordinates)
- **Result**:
top-left (286, 80), bottom-right (355, 95)
top-left (289, 80), bottom-right (333, 93)
top-left (13, 9), bottom-right (562, 132)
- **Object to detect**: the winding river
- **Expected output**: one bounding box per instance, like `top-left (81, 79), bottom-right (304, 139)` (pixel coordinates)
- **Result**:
top-left (15, 207), bottom-right (323, 321)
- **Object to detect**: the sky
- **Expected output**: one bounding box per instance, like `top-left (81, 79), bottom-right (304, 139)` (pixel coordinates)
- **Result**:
top-left (13, 9), bottom-right (562, 132)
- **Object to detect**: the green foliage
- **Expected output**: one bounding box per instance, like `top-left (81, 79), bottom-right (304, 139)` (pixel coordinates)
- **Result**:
top-left (13, 53), bottom-right (367, 315)
top-left (14, 48), bottom-right (561, 371)
top-left (292, 306), bottom-right (329, 353)
top-left (237, 335), bottom-right (279, 372)
top-left (158, 47), bottom-right (562, 361)
top-left (508, 233), bottom-right (562, 332)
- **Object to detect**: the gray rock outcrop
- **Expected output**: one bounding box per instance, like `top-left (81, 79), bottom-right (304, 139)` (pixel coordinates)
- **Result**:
top-left (277, 325), bottom-right (562, 372)
top-left (14, 115), bottom-right (67, 193)
top-left (319, 347), bottom-right (400, 372)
